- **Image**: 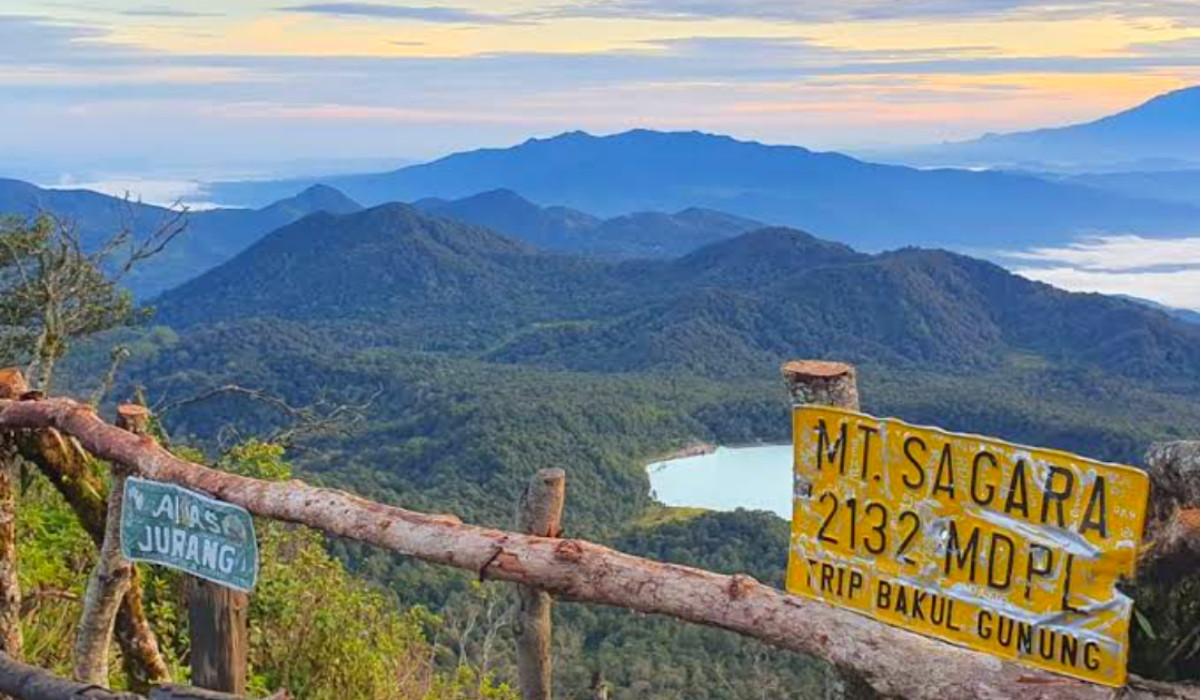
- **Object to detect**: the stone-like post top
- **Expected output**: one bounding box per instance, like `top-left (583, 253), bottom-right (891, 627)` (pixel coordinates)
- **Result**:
top-left (780, 360), bottom-right (860, 411)
top-left (117, 404), bottom-right (153, 435)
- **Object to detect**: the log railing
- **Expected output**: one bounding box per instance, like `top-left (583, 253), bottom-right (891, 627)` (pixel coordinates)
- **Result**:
top-left (0, 652), bottom-right (286, 700)
top-left (0, 364), bottom-right (1199, 699)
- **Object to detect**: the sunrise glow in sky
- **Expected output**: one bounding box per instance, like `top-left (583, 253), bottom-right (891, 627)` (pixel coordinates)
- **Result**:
top-left (4, 0), bottom-right (1200, 171)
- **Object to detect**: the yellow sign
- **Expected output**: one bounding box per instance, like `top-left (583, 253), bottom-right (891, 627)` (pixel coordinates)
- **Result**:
top-left (786, 406), bottom-right (1149, 687)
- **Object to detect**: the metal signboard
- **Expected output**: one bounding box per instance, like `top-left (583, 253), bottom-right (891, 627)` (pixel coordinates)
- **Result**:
top-left (787, 405), bottom-right (1149, 686)
top-left (120, 476), bottom-right (258, 592)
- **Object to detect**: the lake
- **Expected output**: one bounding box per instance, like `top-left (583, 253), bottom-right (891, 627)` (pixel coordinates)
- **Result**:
top-left (646, 445), bottom-right (793, 518)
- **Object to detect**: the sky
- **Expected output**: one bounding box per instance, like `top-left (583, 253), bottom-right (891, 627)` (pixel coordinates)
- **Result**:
top-left (5, 0), bottom-right (1200, 174)
top-left (3, 0), bottom-right (1200, 310)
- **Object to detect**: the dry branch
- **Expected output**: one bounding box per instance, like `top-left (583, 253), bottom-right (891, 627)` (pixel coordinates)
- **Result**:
top-left (1, 395), bottom-right (1195, 699)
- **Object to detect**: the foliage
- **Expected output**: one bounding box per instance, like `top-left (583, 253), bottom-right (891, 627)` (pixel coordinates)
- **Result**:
top-left (15, 473), bottom-right (95, 675)
top-left (12, 440), bottom-right (517, 700)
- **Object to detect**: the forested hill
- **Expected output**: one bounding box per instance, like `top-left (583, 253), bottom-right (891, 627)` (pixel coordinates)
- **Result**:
top-left (153, 202), bottom-right (1200, 386)
top-left (0, 179), bottom-right (362, 297)
top-left (414, 188), bottom-right (763, 257)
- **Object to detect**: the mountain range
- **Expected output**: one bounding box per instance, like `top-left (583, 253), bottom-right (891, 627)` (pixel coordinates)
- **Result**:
top-left (202, 128), bottom-right (1200, 252)
top-left (155, 201), bottom-right (1200, 387)
top-left (0, 179), bottom-right (363, 298)
top-left (413, 188), bottom-right (762, 257)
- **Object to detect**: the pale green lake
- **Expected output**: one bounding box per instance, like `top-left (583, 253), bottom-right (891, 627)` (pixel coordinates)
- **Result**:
top-left (646, 445), bottom-right (793, 519)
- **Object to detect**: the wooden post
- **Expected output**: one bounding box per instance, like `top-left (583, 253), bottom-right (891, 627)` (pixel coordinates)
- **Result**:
top-left (187, 581), bottom-right (248, 695)
top-left (780, 360), bottom-right (859, 411)
top-left (113, 405), bottom-right (249, 693)
top-left (513, 469), bottom-right (565, 700)
top-left (0, 371), bottom-right (26, 663)
top-left (73, 405), bottom-right (148, 684)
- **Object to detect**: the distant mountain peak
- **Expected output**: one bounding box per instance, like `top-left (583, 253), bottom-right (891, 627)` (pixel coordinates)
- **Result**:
top-left (908, 84), bottom-right (1200, 169)
top-left (273, 183), bottom-right (361, 212)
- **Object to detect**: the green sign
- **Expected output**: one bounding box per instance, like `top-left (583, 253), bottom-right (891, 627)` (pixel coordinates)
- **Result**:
top-left (120, 476), bottom-right (258, 592)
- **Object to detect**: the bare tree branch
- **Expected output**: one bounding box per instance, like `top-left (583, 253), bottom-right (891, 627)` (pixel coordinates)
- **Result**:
top-left (155, 384), bottom-right (380, 447)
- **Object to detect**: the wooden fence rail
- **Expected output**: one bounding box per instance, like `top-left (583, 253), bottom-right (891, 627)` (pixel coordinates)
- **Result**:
top-left (0, 652), bottom-right (284, 700)
top-left (2, 388), bottom-right (1199, 700)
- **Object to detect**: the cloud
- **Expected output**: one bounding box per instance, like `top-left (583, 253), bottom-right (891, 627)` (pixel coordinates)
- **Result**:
top-left (539, 0), bottom-right (1200, 23)
top-left (119, 7), bottom-right (222, 18)
top-left (539, 0), bottom-right (1108, 23)
top-left (1007, 235), bottom-right (1200, 311)
top-left (277, 3), bottom-right (514, 24)
top-left (1009, 235), bottom-right (1200, 272)
top-left (0, 14), bottom-right (135, 64)
top-left (1016, 266), bottom-right (1200, 311)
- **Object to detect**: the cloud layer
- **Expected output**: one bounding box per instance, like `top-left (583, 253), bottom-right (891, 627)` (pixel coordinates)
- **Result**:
top-left (278, 3), bottom-right (512, 24)
top-left (1010, 235), bottom-right (1200, 311)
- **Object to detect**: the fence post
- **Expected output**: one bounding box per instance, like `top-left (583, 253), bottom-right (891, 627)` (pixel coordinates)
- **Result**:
top-left (0, 370), bottom-right (26, 664)
top-left (113, 405), bottom-right (249, 693)
top-left (780, 360), bottom-right (859, 411)
top-left (187, 580), bottom-right (249, 694)
top-left (513, 468), bottom-right (565, 700)
top-left (72, 405), bottom-right (147, 683)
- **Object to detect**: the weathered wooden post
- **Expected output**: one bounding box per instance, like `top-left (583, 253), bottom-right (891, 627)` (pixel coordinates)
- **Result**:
top-left (114, 404), bottom-right (249, 693)
top-left (781, 361), bottom-right (879, 700)
top-left (187, 580), bottom-right (248, 694)
top-left (0, 370), bottom-right (26, 664)
top-left (72, 405), bottom-right (147, 683)
top-left (513, 468), bottom-right (565, 700)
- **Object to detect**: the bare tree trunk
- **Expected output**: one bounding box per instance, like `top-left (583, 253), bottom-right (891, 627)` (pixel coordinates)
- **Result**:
top-left (71, 465), bottom-right (131, 684)
top-left (73, 406), bottom-right (149, 683)
top-left (0, 371), bottom-right (28, 663)
top-left (0, 444), bottom-right (22, 665)
top-left (0, 370), bottom-right (170, 692)
top-left (513, 469), bottom-right (565, 700)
